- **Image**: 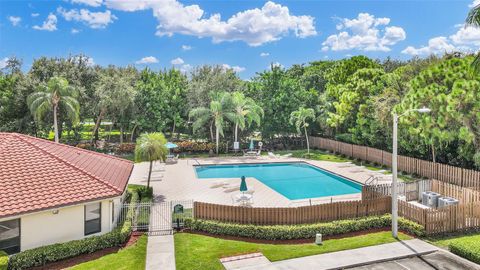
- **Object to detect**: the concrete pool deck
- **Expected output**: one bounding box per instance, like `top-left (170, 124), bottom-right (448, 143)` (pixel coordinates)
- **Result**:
top-left (128, 156), bottom-right (394, 207)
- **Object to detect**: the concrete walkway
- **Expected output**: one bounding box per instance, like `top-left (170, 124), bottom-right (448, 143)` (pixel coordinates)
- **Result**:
top-left (145, 234), bottom-right (176, 270)
top-left (227, 239), bottom-right (439, 270)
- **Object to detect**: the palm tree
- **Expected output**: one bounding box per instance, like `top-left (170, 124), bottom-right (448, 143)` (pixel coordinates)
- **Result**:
top-left (134, 132), bottom-right (168, 188)
top-left (231, 92), bottom-right (264, 143)
top-left (467, 3), bottom-right (480, 72)
top-left (290, 107), bottom-right (316, 154)
top-left (189, 92), bottom-right (234, 154)
top-left (27, 76), bottom-right (80, 143)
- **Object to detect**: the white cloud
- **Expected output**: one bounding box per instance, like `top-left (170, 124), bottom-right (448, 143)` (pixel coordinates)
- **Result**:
top-left (33, 13), bottom-right (57, 31)
top-left (31, 13), bottom-right (40, 17)
top-left (105, 0), bottom-right (316, 46)
top-left (179, 64), bottom-right (192, 73)
top-left (71, 28), bottom-right (80, 34)
top-left (8, 16), bottom-right (21, 26)
top-left (322, 13), bottom-right (406, 52)
top-left (222, 64), bottom-right (245, 73)
top-left (170, 57), bottom-right (184, 65)
top-left (470, 0), bottom-right (480, 7)
top-left (57, 7), bottom-right (117, 29)
top-left (181, 45), bottom-right (192, 51)
top-left (402, 37), bottom-right (456, 56)
top-left (135, 56), bottom-right (159, 64)
top-left (71, 0), bottom-right (103, 7)
top-left (0, 57), bottom-right (9, 69)
top-left (402, 25), bottom-right (480, 56)
top-left (260, 52), bottom-right (270, 57)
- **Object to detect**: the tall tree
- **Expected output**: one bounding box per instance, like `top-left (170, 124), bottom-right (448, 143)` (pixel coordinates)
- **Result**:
top-left (27, 76), bottom-right (80, 143)
top-left (466, 3), bottom-right (480, 72)
top-left (230, 92), bottom-right (264, 143)
top-left (290, 107), bottom-right (316, 154)
top-left (91, 67), bottom-right (136, 143)
top-left (189, 92), bottom-right (234, 154)
top-left (134, 132), bottom-right (168, 188)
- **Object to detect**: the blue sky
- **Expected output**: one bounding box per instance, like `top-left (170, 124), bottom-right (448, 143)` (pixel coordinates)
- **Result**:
top-left (0, 0), bottom-right (478, 79)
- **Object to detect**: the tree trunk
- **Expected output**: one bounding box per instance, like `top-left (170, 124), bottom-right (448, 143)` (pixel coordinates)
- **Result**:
top-left (210, 121), bottom-right (214, 142)
top-left (431, 144), bottom-right (436, 163)
top-left (304, 125), bottom-right (310, 154)
top-left (53, 105), bottom-right (59, 143)
top-left (107, 122), bottom-right (113, 142)
top-left (130, 124), bottom-right (138, 142)
top-left (234, 123), bottom-right (239, 143)
top-left (172, 118), bottom-right (176, 139)
top-left (91, 109), bottom-right (105, 144)
top-left (216, 126), bottom-right (220, 155)
top-left (120, 125), bottom-right (124, 144)
top-left (147, 160), bottom-right (153, 188)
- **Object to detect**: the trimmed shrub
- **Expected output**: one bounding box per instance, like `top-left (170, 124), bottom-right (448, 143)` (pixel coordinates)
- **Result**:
top-left (0, 251), bottom-right (7, 270)
top-left (116, 143), bottom-right (136, 154)
top-left (7, 190), bottom-right (139, 270)
top-left (184, 214), bottom-right (425, 240)
top-left (449, 239), bottom-right (480, 264)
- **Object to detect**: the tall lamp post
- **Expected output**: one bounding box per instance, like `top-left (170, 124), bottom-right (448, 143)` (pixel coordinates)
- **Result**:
top-left (392, 106), bottom-right (431, 238)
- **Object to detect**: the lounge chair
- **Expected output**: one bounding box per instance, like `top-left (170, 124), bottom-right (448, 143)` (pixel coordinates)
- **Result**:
top-left (281, 153), bottom-right (293, 158)
top-left (223, 184), bottom-right (241, 193)
top-left (268, 152), bottom-right (279, 158)
top-left (210, 181), bottom-right (228, 188)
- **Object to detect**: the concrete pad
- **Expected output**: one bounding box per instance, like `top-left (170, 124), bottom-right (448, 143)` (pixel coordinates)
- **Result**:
top-left (145, 235), bottom-right (176, 270)
top-left (236, 239), bottom-right (438, 270)
top-left (221, 253), bottom-right (271, 270)
top-left (422, 250), bottom-right (480, 270)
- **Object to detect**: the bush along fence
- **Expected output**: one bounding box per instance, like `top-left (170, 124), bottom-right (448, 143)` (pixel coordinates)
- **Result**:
top-left (309, 136), bottom-right (480, 189)
top-left (193, 196), bottom-right (391, 225)
top-left (364, 179), bottom-right (480, 235)
top-left (185, 214), bottom-right (425, 240)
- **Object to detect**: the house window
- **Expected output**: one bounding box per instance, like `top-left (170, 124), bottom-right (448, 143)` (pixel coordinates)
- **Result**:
top-left (85, 203), bottom-right (101, 235)
top-left (0, 219), bottom-right (20, 254)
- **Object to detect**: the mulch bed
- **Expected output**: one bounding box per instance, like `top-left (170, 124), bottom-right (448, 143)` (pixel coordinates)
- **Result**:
top-left (182, 227), bottom-right (413, 245)
top-left (28, 232), bottom-right (143, 270)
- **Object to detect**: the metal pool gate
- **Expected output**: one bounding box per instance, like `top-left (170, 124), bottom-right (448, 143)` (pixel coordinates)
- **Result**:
top-left (116, 200), bottom-right (193, 235)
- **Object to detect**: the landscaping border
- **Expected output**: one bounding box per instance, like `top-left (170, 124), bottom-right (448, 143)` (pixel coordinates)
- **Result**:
top-left (184, 214), bottom-right (425, 241)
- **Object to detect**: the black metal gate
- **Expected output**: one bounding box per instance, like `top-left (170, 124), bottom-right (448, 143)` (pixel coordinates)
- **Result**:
top-left (117, 200), bottom-right (193, 235)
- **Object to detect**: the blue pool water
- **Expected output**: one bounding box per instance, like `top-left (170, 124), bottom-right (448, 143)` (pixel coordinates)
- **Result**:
top-left (195, 162), bottom-right (361, 200)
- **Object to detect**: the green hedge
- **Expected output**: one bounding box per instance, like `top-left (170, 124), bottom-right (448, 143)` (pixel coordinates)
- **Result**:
top-left (0, 251), bottom-right (7, 270)
top-left (7, 190), bottom-right (139, 270)
top-left (449, 239), bottom-right (480, 264)
top-left (184, 214), bottom-right (425, 240)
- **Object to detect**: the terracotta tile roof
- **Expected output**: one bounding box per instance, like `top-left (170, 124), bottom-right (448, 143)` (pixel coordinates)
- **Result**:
top-left (0, 133), bottom-right (134, 219)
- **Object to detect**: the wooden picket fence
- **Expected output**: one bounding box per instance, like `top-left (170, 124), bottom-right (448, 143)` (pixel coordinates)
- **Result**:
top-left (309, 136), bottom-right (480, 189)
top-left (362, 180), bottom-right (431, 202)
top-left (193, 196), bottom-right (391, 225)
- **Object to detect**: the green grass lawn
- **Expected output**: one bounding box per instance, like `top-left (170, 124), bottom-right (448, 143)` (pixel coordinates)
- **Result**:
top-left (174, 231), bottom-right (412, 270)
top-left (273, 149), bottom-right (351, 163)
top-left (426, 232), bottom-right (480, 249)
top-left (70, 235), bottom-right (147, 270)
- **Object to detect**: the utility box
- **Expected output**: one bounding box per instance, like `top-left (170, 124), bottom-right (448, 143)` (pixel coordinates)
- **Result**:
top-left (315, 233), bottom-right (323, 245)
top-left (422, 191), bottom-right (441, 208)
top-left (438, 197), bottom-right (459, 208)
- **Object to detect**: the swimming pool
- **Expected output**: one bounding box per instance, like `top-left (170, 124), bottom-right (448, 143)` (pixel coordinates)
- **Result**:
top-left (195, 162), bottom-right (362, 200)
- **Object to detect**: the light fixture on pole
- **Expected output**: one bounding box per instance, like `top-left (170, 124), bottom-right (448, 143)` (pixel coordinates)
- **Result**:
top-left (391, 106), bottom-right (431, 238)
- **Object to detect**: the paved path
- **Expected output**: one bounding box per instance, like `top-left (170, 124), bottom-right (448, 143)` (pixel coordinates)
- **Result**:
top-left (145, 235), bottom-right (176, 270)
top-left (228, 239), bottom-right (439, 270)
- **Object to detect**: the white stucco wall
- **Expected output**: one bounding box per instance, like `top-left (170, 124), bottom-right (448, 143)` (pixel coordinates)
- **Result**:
top-left (11, 197), bottom-right (121, 251)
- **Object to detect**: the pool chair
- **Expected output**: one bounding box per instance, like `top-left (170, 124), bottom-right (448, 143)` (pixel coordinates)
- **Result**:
top-left (281, 153), bottom-right (292, 158)
top-left (223, 184), bottom-right (241, 193)
top-left (268, 152), bottom-right (280, 158)
top-left (210, 181), bottom-right (228, 188)
top-left (152, 162), bottom-right (165, 172)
